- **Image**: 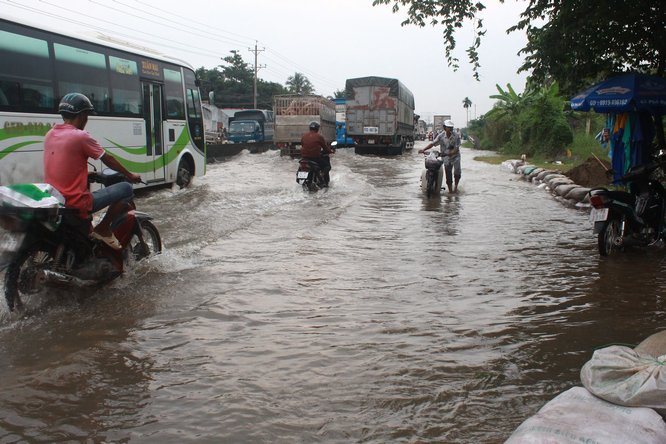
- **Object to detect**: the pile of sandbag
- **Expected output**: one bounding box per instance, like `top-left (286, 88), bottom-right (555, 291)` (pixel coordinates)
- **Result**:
top-left (501, 159), bottom-right (592, 208)
top-left (505, 331), bottom-right (666, 443)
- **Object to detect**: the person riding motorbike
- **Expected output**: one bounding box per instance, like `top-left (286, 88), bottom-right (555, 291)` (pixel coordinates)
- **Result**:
top-left (43, 92), bottom-right (141, 250)
top-left (419, 119), bottom-right (461, 193)
top-left (300, 121), bottom-right (334, 185)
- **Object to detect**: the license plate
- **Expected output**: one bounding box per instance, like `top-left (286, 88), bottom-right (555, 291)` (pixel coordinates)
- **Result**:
top-left (589, 207), bottom-right (608, 223)
top-left (297, 171), bottom-right (309, 180)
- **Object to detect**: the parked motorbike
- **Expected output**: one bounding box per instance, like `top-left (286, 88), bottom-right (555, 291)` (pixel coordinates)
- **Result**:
top-left (588, 159), bottom-right (666, 256)
top-left (421, 151), bottom-right (444, 197)
top-left (0, 169), bottom-right (162, 311)
top-left (296, 142), bottom-right (335, 192)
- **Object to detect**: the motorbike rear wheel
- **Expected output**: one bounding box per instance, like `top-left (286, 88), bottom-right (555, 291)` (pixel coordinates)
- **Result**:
top-left (303, 171), bottom-right (318, 192)
top-left (426, 171), bottom-right (435, 197)
top-left (598, 218), bottom-right (622, 256)
top-left (4, 242), bottom-right (55, 311)
top-left (128, 220), bottom-right (162, 261)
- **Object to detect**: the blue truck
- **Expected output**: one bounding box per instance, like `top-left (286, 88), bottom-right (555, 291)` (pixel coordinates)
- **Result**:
top-left (226, 109), bottom-right (274, 145)
top-left (334, 98), bottom-right (354, 147)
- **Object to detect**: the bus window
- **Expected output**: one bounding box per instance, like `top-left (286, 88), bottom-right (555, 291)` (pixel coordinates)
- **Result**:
top-left (109, 55), bottom-right (141, 116)
top-left (54, 42), bottom-right (110, 113)
top-left (185, 87), bottom-right (204, 150)
top-left (0, 30), bottom-right (54, 111)
top-left (164, 68), bottom-right (184, 119)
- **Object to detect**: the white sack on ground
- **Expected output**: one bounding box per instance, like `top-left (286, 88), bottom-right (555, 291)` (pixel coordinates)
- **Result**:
top-left (580, 345), bottom-right (666, 411)
top-left (505, 386), bottom-right (666, 444)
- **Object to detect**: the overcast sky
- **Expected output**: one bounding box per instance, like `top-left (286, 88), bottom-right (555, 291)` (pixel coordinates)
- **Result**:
top-left (2, 0), bottom-right (531, 127)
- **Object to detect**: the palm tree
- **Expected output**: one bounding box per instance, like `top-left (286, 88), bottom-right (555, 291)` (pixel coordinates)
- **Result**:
top-left (462, 97), bottom-right (472, 127)
top-left (286, 72), bottom-right (314, 94)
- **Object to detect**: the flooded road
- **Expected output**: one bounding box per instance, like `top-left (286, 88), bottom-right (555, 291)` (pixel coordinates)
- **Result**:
top-left (2, 142), bottom-right (666, 443)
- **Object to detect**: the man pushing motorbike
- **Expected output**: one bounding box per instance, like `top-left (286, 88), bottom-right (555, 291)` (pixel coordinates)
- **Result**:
top-left (44, 93), bottom-right (141, 250)
top-left (419, 119), bottom-right (461, 193)
top-left (300, 121), bottom-right (334, 185)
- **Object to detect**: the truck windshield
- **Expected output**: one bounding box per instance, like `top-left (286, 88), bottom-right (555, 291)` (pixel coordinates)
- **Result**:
top-left (229, 121), bottom-right (258, 133)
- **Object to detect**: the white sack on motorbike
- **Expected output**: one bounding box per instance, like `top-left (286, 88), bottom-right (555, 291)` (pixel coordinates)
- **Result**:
top-left (0, 183), bottom-right (65, 208)
top-left (580, 344), bottom-right (666, 413)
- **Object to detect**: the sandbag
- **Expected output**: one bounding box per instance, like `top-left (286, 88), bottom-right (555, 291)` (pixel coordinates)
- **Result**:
top-left (505, 386), bottom-right (666, 444)
top-left (580, 345), bottom-right (666, 413)
top-left (635, 330), bottom-right (666, 358)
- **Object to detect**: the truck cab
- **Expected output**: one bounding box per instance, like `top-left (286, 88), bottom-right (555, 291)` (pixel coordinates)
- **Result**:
top-left (227, 119), bottom-right (263, 144)
top-left (336, 122), bottom-right (354, 147)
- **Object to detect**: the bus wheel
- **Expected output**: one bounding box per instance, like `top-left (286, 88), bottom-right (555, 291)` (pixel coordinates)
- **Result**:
top-left (176, 159), bottom-right (193, 188)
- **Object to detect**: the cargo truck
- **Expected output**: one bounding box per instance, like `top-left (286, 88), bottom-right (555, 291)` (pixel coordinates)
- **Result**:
top-left (344, 76), bottom-right (415, 155)
top-left (273, 94), bottom-right (336, 156)
top-left (432, 114), bottom-right (452, 137)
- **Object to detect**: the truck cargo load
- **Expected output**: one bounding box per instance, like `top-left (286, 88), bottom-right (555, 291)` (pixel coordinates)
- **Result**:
top-left (345, 76), bottom-right (415, 155)
top-left (432, 114), bottom-right (452, 137)
top-left (273, 95), bottom-right (336, 157)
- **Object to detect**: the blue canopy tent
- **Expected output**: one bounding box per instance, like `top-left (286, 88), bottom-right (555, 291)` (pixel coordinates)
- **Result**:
top-left (570, 73), bottom-right (666, 183)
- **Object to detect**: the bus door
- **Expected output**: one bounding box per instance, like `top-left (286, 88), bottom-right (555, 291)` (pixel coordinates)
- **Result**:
top-left (142, 81), bottom-right (165, 182)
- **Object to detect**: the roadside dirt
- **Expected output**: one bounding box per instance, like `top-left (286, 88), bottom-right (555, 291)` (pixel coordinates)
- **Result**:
top-left (564, 156), bottom-right (612, 188)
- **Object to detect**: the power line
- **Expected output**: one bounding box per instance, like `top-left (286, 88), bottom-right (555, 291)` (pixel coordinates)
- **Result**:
top-left (3, 0), bottom-right (343, 93)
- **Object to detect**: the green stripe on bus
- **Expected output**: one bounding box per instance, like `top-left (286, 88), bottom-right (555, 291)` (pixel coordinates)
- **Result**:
top-left (105, 139), bottom-right (147, 155)
top-left (0, 125), bottom-right (51, 141)
top-left (0, 140), bottom-right (41, 160)
top-left (110, 127), bottom-right (192, 173)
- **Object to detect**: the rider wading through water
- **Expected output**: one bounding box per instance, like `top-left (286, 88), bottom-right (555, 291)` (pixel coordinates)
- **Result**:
top-left (43, 93), bottom-right (142, 250)
top-left (419, 119), bottom-right (461, 193)
top-left (300, 121), bottom-right (334, 185)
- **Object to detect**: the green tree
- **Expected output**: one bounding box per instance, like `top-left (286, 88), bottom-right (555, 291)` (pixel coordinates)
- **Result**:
top-left (462, 97), bottom-right (472, 127)
top-left (286, 72), bottom-right (315, 94)
top-left (196, 52), bottom-right (286, 109)
top-left (372, 0), bottom-right (666, 91)
top-left (514, 0), bottom-right (665, 95)
top-left (482, 82), bottom-right (572, 157)
top-left (333, 89), bottom-right (345, 99)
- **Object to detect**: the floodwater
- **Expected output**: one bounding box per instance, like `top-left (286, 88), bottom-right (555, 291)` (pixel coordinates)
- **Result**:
top-left (2, 142), bottom-right (666, 443)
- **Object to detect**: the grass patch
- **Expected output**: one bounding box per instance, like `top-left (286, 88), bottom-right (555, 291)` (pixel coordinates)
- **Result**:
top-left (470, 129), bottom-right (610, 172)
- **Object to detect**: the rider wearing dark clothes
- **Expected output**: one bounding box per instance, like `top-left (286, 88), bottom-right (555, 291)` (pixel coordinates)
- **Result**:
top-left (300, 121), bottom-right (334, 184)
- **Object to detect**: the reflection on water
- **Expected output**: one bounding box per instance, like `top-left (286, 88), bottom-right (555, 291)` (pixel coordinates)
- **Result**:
top-left (2, 144), bottom-right (666, 443)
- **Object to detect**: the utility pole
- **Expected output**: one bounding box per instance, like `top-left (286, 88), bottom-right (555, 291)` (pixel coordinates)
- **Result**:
top-left (248, 41), bottom-right (266, 108)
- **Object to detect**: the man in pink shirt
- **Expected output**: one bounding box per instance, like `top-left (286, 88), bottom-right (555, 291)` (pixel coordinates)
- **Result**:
top-left (44, 93), bottom-right (141, 249)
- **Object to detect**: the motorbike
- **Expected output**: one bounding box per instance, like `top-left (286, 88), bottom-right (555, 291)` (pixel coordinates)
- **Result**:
top-left (296, 142), bottom-right (335, 192)
top-left (588, 159), bottom-right (666, 256)
top-left (421, 150), bottom-right (445, 197)
top-left (0, 169), bottom-right (162, 311)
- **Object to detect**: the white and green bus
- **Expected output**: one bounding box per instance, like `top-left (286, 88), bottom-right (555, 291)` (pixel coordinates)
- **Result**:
top-left (0, 15), bottom-right (206, 188)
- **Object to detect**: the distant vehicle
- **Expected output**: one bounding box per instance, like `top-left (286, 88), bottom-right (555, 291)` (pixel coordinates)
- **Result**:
top-left (227, 109), bottom-right (274, 143)
top-left (273, 94), bottom-right (336, 156)
top-left (0, 15), bottom-right (205, 188)
top-left (415, 118), bottom-right (427, 141)
top-left (433, 115), bottom-right (452, 133)
top-left (334, 98), bottom-right (354, 147)
top-left (227, 120), bottom-right (264, 144)
top-left (344, 76), bottom-right (415, 155)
